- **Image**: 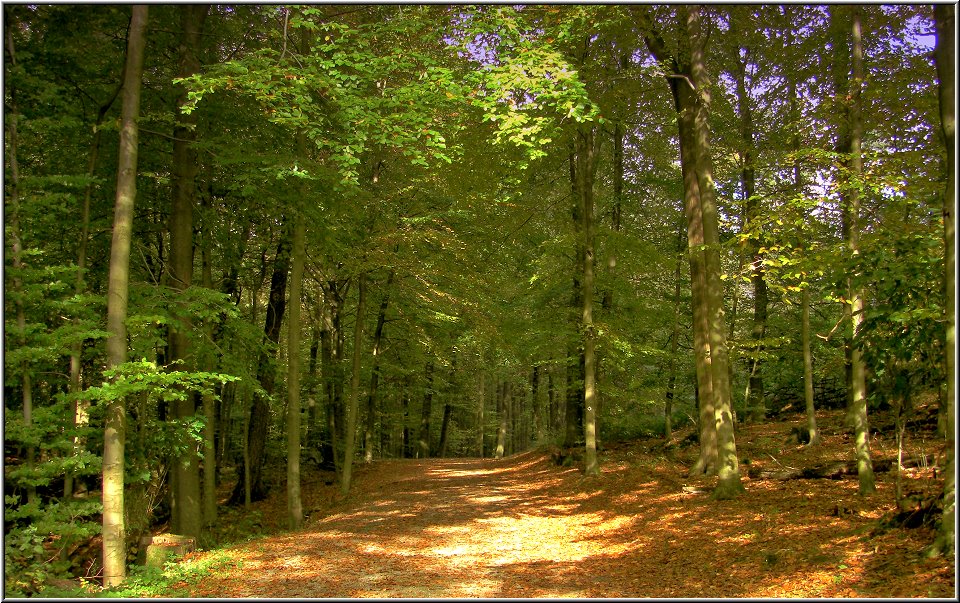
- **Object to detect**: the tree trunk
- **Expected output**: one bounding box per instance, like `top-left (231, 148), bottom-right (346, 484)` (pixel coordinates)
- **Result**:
top-left (563, 344), bottom-right (584, 450)
top-left (573, 126), bottom-right (601, 476)
top-left (476, 373), bottom-right (486, 457)
top-left (102, 5), bottom-right (148, 586)
top-left (564, 146), bottom-right (586, 455)
top-left (802, 289), bottom-right (820, 445)
top-left (4, 16), bottom-right (37, 507)
top-left (364, 271), bottom-right (393, 463)
top-left (230, 230), bottom-right (291, 505)
top-left (638, 6), bottom-right (719, 478)
top-left (401, 384), bottom-right (412, 458)
top-left (65, 70), bottom-right (123, 499)
top-left (286, 213), bottom-right (306, 526)
top-left (167, 3), bottom-right (208, 541)
top-left (602, 121), bottom-right (624, 312)
top-left (929, 2), bottom-right (955, 559)
top-left (833, 5), bottom-right (875, 495)
top-left (496, 380), bottom-right (508, 459)
top-left (686, 6), bottom-right (742, 499)
top-left (199, 199), bottom-right (218, 524)
top-left (419, 360), bottom-right (435, 458)
top-left (340, 272), bottom-right (367, 494)
top-left (733, 38), bottom-right (768, 423)
top-left (438, 400), bottom-right (453, 458)
top-left (531, 365), bottom-right (544, 444)
top-left (664, 227), bottom-right (684, 440)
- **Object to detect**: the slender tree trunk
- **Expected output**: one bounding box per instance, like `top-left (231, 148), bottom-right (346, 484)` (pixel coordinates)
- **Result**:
top-left (230, 230), bottom-right (291, 504)
top-left (563, 146), bottom-right (586, 455)
top-left (419, 360), bottom-right (435, 458)
top-left (496, 380), bottom-right (508, 459)
top-left (65, 74), bottom-right (123, 499)
top-left (364, 271), bottom-right (393, 463)
top-left (4, 18), bottom-right (37, 507)
top-left (438, 400), bottom-right (453, 458)
top-left (102, 5), bottom-right (148, 586)
top-left (306, 324), bottom-right (322, 447)
top-left (833, 6), bottom-right (875, 495)
top-left (664, 228), bottom-right (684, 440)
top-left (733, 38), bottom-right (768, 423)
top-left (199, 201), bottom-right (218, 524)
top-left (340, 273), bottom-right (366, 494)
top-left (319, 285), bottom-right (343, 478)
top-left (401, 384), bottom-right (411, 458)
top-left (602, 121), bottom-right (624, 312)
top-left (801, 288), bottom-right (821, 446)
top-left (167, 4), bottom-right (207, 540)
top-left (476, 373), bottom-right (486, 457)
top-left (286, 214), bottom-right (306, 525)
top-left (573, 126), bottom-right (601, 476)
top-left (531, 365), bottom-right (544, 444)
top-left (929, 2), bottom-right (955, 559)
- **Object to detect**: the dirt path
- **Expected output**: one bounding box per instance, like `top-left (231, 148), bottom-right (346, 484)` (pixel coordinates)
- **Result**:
top-left (180, 426), bottom-right (954, 598)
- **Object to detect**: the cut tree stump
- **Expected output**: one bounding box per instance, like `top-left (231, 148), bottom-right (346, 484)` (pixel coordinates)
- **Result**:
top-left (138, 533), bottom-right (196, 568)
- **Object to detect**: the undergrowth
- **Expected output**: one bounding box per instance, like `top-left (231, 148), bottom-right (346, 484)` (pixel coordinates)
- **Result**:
top-left (32, 549), bottom-right (240, 598)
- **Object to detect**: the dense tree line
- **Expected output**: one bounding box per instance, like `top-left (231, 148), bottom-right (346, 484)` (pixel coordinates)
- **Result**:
top-left (3, 4), bottom-right (954, 591)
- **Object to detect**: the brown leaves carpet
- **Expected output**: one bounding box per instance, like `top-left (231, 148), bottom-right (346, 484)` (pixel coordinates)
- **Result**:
top-left (176, 410), bottom-right (955, 598)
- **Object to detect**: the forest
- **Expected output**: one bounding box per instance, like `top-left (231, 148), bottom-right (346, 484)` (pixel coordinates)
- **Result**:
top-left (2, 3), bottom-right (955, 598)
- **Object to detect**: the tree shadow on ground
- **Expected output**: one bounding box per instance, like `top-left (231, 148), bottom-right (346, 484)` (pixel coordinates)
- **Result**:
top-left (184, 412), bottom-right (955, 598)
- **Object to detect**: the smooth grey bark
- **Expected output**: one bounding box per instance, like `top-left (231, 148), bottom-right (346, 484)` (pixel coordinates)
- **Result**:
top-left (801, 287), bottom-right (821, 447)
top-left (102, 5), bottom-right (148, 586)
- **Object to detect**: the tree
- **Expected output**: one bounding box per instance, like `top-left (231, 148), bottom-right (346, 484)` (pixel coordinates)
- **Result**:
top-left (637, 6), bottom-right (743, 494)
top-left (831, 5), bottom-right (875, 496)
top-left (101, 4), bottom-right (148, 586)
top-left (928, 1), bottom-right (955, 559)
top-left (167, 3), bottom-right (209, 541)
top-left (340, 272), bottom-right (367, 494)
top-left (286, 199), bottom-right (307, 526)
top-left (571, 125), bottom-right (602, 476)
top-left (230, 229), bottom-right (291, 504)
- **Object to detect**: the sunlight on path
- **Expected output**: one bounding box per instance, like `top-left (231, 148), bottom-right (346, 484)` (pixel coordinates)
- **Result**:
top-left (184, 447), bottom-right (955, 599)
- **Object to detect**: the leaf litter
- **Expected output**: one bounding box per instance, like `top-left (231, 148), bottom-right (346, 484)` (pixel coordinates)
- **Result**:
top-left (173, 408), bottom-right (954, 598)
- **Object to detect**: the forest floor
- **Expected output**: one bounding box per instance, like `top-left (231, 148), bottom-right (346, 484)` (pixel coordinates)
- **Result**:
top-left (167, 407), bottom-right (955, 598)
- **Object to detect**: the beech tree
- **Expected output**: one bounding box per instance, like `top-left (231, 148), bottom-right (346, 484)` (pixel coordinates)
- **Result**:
top-left (929, 1), bottom-right (955, 559)
top-left (101, 5), bottom-right (148, 586)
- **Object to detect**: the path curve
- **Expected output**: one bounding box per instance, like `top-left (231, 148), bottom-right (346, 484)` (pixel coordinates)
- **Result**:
top-left (182, 438), bottom-right (953, 598)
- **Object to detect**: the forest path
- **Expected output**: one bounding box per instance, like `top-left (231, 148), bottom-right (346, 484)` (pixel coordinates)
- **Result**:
top-left (182, 416), bottom-right (953, 598)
